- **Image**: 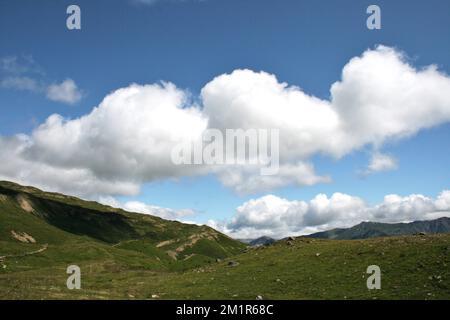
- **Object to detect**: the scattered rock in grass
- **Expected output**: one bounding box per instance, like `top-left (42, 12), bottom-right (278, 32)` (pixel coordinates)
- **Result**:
top-left (315, 253), bottom-right (321, 257)
top-left (151, 294), bottom-right (160, 299)
top-left (11, 230), bottom-right (36, 243)
top-left (256, 295), bottom-right (263, 300)
top-left (228, 261), bottom-right (240, 267)
top-left (429, 275), bottom-right (443, 283)
top-left (16, 195), bottom-right (34, 213)
top-left (167, 250), bottom-right (178, 260)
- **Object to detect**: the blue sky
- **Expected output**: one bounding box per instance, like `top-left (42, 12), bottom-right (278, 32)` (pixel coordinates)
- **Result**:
top-left (1, 0), bottom-right (449, 238)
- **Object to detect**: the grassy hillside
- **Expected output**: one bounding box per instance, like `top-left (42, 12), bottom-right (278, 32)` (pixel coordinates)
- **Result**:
top-left (156, 234), bottom-right (450, 299)
top-left (1, 181), bottom-right (449, 300)
top-left (0, 181), bottom-right (245, 276)
top-left (1, 233), bottom-right (449, 299)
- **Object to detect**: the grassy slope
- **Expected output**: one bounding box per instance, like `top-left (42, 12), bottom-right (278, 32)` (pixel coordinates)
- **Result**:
top-left (1, 234), bottom-right (449, 299)
top-left (157, 235), bottom-right (450, 300)
top-left (1, 181), bottom-right (449, 299)
top-left (0, 181), bottom-right (245, 298)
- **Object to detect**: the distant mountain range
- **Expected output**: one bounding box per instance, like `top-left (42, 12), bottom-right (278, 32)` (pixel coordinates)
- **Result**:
top-left (307, 217), bottom-right (450, 240)
top-left (239, 236), bottom-right (276, 247)
top-left (240, 217), bottom-right (450, 244)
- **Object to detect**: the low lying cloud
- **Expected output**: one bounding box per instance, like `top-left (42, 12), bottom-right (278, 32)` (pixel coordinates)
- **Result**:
top-left (209, 190), bottom-right (450, 239)
top-left (1, 46), bottom-right (450, 197)
top-left (99, 196), bottom-right (195, 221)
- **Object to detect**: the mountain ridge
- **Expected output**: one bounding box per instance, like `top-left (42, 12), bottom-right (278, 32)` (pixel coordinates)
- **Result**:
top-left (239, 236), bottom-right (276, 247)
top-left (307, 217), bottom-right (450, 240)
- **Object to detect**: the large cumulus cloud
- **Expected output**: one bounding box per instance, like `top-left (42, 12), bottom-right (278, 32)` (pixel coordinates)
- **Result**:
top-left (0, 83), bottom-right (208, 196)
top-left (1, 46), bottom-right (450, 197)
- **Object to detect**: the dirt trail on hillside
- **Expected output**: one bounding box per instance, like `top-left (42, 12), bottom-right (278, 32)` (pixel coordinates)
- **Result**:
top-left (0, 244), bottom-right (48, 261)
top-left (112, 239), bottom-right (138, 247)
top-left (156, 239), bottom-right (178, 248)
top-left (175, 231), bottom-right (218, 253)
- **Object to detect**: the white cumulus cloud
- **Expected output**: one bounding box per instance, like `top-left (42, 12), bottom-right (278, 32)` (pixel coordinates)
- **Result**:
top-left (210, 190), bottom-right (450, 239)
top-left (365, 152), bottom-right (398, 174)
top-left (46, 79), bottom-right (83, 105)
top-left (0, 46), bottom-right (450, 197)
